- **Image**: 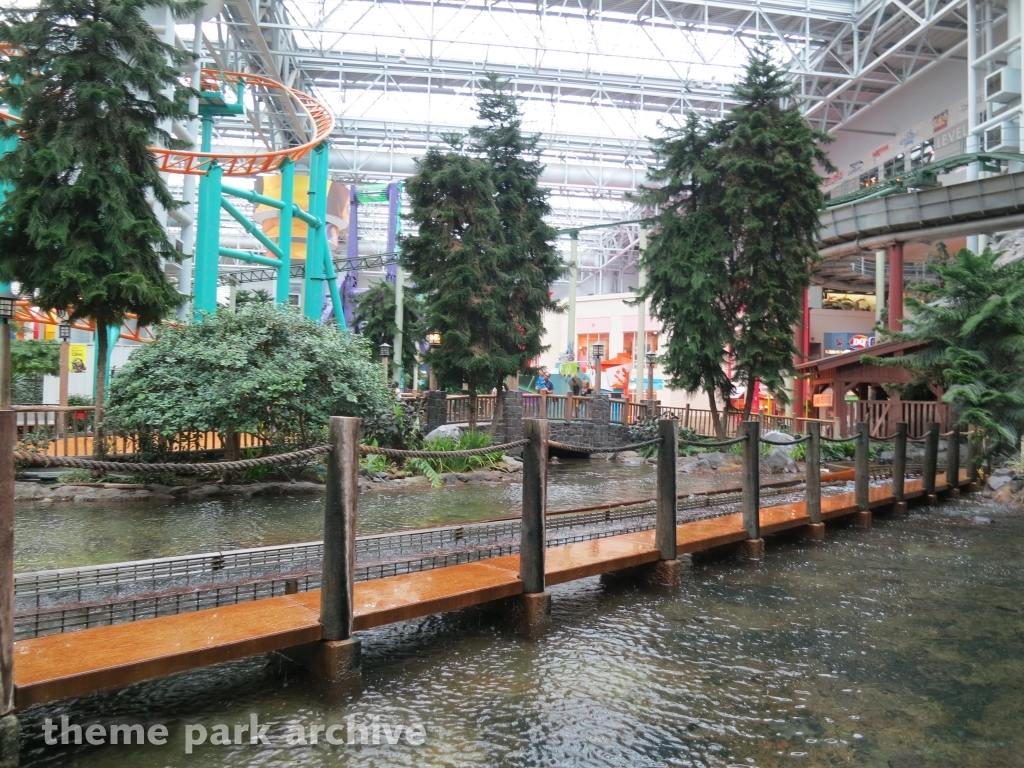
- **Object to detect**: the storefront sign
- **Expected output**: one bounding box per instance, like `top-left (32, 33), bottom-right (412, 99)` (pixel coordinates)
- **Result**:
top-left (69, 344), bottom-right (88, 374)
top-left (872, 144), bottom-right (890, 158)
top-left (823, 332), bottom-right (876, 355)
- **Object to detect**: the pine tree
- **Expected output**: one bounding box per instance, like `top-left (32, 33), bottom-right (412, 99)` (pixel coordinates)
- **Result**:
top-left (401, 140), bottom-right (516, 430)
top-left (632, 114), bottom-right (736, 437)
top-left (469, 75), bottom-right (562, 426)
top-left (0, 0), bottom-right (196, 452)
top-left (353, 280), bottom-right (425, 388)
top-left (720, 41), bottom-right (834, 419)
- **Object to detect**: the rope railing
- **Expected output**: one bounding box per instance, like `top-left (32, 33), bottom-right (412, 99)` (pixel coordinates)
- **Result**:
top-left (678, 435), bottom-right (748, 448)
top-left (868, 433), bottom-right (900, 442)
top-left (547, 438), bottom-right (662, 455)
top-left (761, 434), bottom-right (810, 446)
top-left (908, 430), bottom-right (934, 442)
top-left (12, 445), bottom-right (331, 474)
top-left (821, 435), bottom-right (859, 444)
top-left (359, 440), bottom-right (529, 459)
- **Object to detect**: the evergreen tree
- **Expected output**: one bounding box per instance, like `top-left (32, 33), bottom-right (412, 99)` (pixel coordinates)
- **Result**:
top-left (868, 245), bottom-right (1024, 455)
top-left (0, 0), bottom-right (196, 452)
top-left (632, 114), bottom-right (736, 437)
top-left (353, 279), bottom-right (425, 388)
top-left (634, 43), bottom-right (833, 431)
top-left (720, 41), bottom-right (834, 419)
top-left (401, 140), bottom-right (515, 430)
top-left (469, 74), bottom-right (562, 405)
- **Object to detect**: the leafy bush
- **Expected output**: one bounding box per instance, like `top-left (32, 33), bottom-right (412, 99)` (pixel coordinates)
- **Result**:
top-left (789, 439), bottom-right (856, 462)
top-left (406, 431), bottom-right (506, 487)
top-left (629, 415), bottom-right (706, 457)
top-left (105, 304), bottom-right (394, 456)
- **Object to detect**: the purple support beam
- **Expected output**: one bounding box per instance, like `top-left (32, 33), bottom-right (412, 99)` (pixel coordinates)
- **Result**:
top-left (342, 184), bottom-right (358, 329)
top-left (386, 182), bottom-right (399, 284)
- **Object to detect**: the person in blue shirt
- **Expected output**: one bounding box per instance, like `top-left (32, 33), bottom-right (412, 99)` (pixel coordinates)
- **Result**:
top-left (537, 372), bottom-right (555, 392)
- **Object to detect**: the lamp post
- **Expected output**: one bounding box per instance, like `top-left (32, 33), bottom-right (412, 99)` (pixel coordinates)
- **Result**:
top-left (591, 342), bottom-right (604, 394)
top-left (379, 342), bottom-right (392, 379)
top-left (0, 292), bottom-right (14, 410)
top-left (58, 322), bottom-right (72, 436)
top-left (427, 332), bottom-right (441, 391)
top-left (645, 350), bottom-right (657, 403)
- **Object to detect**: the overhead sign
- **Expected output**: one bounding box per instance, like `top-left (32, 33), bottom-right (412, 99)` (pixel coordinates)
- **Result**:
top-left (823, 332), bottom-right (876, 355)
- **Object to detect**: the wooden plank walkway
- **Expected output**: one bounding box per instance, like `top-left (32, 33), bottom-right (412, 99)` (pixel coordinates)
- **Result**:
top-left (12, 475), bottom-right (957, 710)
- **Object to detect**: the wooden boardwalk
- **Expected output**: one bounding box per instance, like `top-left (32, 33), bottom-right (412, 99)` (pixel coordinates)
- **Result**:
top-left (12, 476), bottom-right (957, 710)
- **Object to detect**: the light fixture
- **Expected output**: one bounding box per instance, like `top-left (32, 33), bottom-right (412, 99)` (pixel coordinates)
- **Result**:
top-left (379, 342), bottom-right (393, 358)
top-left (427, 331), bottom-right (442, 348)
top-left (0, 290), bottom-right (15, 320)
top-left (591, 343), bottom-right (604, 360)
top-left (58, 323), bottom-right (71, 342)
top-left (645, 351), bottom-right (658, 367)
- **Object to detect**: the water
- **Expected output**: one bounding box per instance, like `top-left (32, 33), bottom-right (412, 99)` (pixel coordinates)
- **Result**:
top-left (15, 462), bottom-right (694, 572)
top-left (13, 474), bottom-right (1024, 767)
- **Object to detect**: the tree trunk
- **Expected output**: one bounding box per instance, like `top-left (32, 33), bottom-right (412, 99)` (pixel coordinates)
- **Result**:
top-left (468, 390), bottom-right (477, 432)
top-left (222, 425), bottom-right (240, 484)
top-left (93, 321), bottom-right (108, 459)
top-left (707, 387), bottom-right (726, 440)
top-left (742, 372), bottom-right (756, 422)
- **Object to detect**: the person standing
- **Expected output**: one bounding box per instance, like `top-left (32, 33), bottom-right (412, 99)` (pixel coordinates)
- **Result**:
top-left (537, 372), bottom-right (555, 392)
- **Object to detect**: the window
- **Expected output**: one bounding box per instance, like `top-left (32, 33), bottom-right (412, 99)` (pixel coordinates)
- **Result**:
top-left (910, 140), bottom-right (934, 169)
top-left (576, 333), bottom-right (609, 363)
top-left (859, 167), bottom-right (879, 189)
top-left (623, 331), bottom-right (659, 359)
top-left (883, 154), bottom-right (905, 180)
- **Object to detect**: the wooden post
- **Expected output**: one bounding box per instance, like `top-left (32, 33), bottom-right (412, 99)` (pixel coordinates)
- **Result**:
top-left (923, 421), bottom-right (940, 498)
top-left (0, 411), bottom-right (13, 717)
top-left (945, 425), bottom-right (961, 490)
top-left (321, 416), bottom-right (359, 641)
top-left (58, 341), bottom-right (69, 437)
top-left (966, 425), bottom-right (979, 484)
top-left (540, 391), bottom-right (548, 420)
top-left (855, 421), bottom-right (870, 512)
top-left (684, 403), bottom-right (691, 430)
top-left (741, 420), bottom-right (761, 541)
top-left (892, 422), bottom-right (907, 504)
top-left (806, 421), bottom-right (821, 524)
top-left (656, 419), bottom-right (678, 560)
top-left (520, 419), bottom-right (548, 594)
top-left (565, 394), bottom-right (572, 424)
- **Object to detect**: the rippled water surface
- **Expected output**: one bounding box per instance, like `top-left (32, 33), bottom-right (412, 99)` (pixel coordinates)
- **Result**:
top-left (15, 491), bottom-right (1024, 767)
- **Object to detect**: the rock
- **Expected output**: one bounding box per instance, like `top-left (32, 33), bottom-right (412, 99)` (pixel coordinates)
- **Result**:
top-left (1012, 478), bottom-right (1024, 493)
top-left (879, 450), bottom-right (896, 462)
top-left (455, 473), bottom-right (471, 483)
top-left (614, 450), bottom-right (644, 466)
top-left (719, 454), bottom-right (743, 469)
top-left (987, 473), bottom-right (1014, 491)
top-left (992, 467), bottom-right (1014, 477)
top-left (678, 457), bottom-right (712, 473)
top-left (696, 451), bottom-right (725, 469)
top-left (374, 471), bottom-right (390, 481)
top-left (440, 473), bottom-right (458, 485)
top-left (994, 484), bottom-right (1016, 504)
top-left (972, 515), bottom-right (997, 524)
top-left (762, 430), bottom-right (798, 445)
top-left (503, 460), bottom-right (522, 473)
top-left (425, 424), bottom-right (462, 442)
top-left (763, 446), bottom-right (798, 474)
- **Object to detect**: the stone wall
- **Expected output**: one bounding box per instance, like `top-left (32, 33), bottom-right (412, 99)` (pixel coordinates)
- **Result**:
top-left (424, 390), bottom-right (448, 433)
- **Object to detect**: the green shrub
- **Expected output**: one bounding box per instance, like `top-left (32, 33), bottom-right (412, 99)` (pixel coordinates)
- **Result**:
top-left (406, 431), bottom-right (506, 487)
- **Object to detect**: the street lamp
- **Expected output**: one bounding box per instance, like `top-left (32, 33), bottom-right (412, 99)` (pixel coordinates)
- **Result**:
top-left (58, 323), bottom-right (71, 342)
top-left (0, 291), bottom-right (15, 410)
top-left (426, 332), bottom-right (441, 390)
top-left (591, 342), bottom-right (604, 394)
top-left (645, 350), bottom-right (658, 402)
top-left (379, 342), bottom-right (392, 375)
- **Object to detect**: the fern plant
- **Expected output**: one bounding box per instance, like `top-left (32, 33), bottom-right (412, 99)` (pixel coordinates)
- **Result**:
top-left (406, 431), bottom-right (506, 487)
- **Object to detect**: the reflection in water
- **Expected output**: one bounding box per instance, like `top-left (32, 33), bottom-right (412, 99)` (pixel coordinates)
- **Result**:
top-left (15, 493), bottom-right (1024, 767)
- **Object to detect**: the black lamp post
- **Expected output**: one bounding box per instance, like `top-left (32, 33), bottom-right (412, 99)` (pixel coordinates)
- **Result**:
top-left (0, 291), bottom-right (15, 410)
top-left (427, 332), bottom-right (441, 390)
top-left (379, 342), bottom-right (392, 377)
top-left (645, 350), bottom-right (658, 402)
top-left (591, 342), bottom-right (604, 394)
top-left (58, 323), bottom-right (71, 342)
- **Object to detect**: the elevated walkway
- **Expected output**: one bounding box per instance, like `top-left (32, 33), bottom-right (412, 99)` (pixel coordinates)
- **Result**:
top-left (11, 474), bottom-right (962, 710)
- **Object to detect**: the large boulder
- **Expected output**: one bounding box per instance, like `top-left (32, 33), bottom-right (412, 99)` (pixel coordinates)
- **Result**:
top-left (678, 456), bottom-right (712, 473)
top-left (425, 424), bottom-right (462, 442)
top-left (987, 472), bottom-right (1015, 492)
top-left (763, 446), bottom-right (798, 474)
top-left (762, 430), bottom-right (798, 446)
top-left (696, 451), bottom-right (726, 469)
top-left (614, 450), bottom-right (644, 465)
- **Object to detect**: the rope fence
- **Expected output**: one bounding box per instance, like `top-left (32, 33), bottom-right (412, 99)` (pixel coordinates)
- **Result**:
top-left (761, 435), bottom-right (811, 446)
top-left (678, 435), bottom-right (748, 448)
top-left (547, 438), bottom-right (662, 455)
top-left (821, 435), bottom-right (858, 444)
top-left (359, 440), bottom-right (529, 459)
top-left (908, 431), bottom-right (934, 442)
top-left (868, 433), bottom-right (900, 442)
top-left (13, 445), bottom-right (331, 474)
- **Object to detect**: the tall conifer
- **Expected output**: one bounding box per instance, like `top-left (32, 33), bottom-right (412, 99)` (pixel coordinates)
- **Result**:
top-left (0, 0), bottom-right (196, 449)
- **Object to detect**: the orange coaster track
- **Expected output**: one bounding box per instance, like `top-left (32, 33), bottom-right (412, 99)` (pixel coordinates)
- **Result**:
top-left (15, 301), bottom-right (159, 344)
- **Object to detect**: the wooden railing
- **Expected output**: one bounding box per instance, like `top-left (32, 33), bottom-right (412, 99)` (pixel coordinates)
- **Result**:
top-left (445, 394), bottom-right (496, 425)
top-left (844, 400), bottom-right (949, 439)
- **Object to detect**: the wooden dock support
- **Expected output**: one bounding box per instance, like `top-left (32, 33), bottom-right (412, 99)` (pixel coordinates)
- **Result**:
top-left (645, 418), bottom-right (685, 586)
top-left (892, 422), bottom-right (907, 513)
top-left (0, 411), bottom-right (17, 768)
top-left (802, 421), bottom-right (824, 541)
top-left (739, 420), bottom-right (763, 559)
top-left (514, 419), bottom-right (551, 634)
top-left (946, 425), bottom-right (961, 498)
top-left (853, 421), bottom-right (872, 526)
top-left (923, 421), bottom-right (939, 504)
top-left (280, 416), bottom-right (361, 683)
top-left (966, 425), bottom-right (980, 485)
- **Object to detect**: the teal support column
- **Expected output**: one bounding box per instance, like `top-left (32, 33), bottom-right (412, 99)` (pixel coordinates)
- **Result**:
top-left (303, 147), bottom-right (324, 320)
top-left (322, 240), bottom-right (346, 331)
top-left (91, 325), bottom-right (120, 393)
top-left (276, 159), bottom-right (295, 305)
top-left (193, 161), bottom-right (223, 318)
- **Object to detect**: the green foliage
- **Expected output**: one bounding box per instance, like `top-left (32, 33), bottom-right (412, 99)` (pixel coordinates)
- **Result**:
top-left (788, 440), bottom-right (856, 462)
top-left (469, 75), bottom-right (563, 373)
top-left (105, 303), bottom-right (394, 450)
top-left (11, 339), bottom-right (59, 377)
top-left (627, 416), bottom-right (705, 458)
top-left (0, 0), bottom-right (196, 421)
top-left (633, 42), bottom-right (834, 432)
top-left (868, 245), bottom-right (1024, 455)
top-left (353, 280), bottom-right (425, 386)
top-left (402, 140), bottom-right (513, 429)
top-left (405, 430), bottom-right (506, 487)
top-left (235, 289), bottom-right (273, 308)
top-left (363, 399), bottom-right (425, 452)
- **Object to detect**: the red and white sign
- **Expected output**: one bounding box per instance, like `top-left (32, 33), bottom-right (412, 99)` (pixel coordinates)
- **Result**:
top-left (848, 334), bottom-right (872, 350)
top-left (872, 144), bottom-right (890, 158)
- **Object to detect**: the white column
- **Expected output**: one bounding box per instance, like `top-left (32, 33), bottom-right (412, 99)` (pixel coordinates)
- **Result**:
top-left (634, 225), bottom-right (647, 404)
top-left (566, 232), bottom-right (578, 361)
top-left (176, 12), bottom-right (203, 321)
top-left (967, 0), bottom-right (981, 254)
top-left (393, 267), bottom-right (405, 387)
